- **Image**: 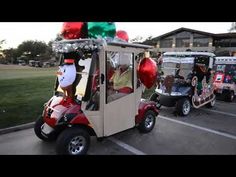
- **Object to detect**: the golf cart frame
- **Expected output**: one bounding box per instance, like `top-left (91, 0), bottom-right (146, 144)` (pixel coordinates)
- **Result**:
top-left (213, 56), bottom-right (236, 102)
top-left (150, 51), bottom-right (216, 116)
top-left (34, 39), bottom-right (159, 155)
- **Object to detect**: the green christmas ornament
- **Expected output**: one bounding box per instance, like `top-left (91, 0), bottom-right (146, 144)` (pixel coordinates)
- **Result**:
top-left (88, 22), bottom-right (116, 39)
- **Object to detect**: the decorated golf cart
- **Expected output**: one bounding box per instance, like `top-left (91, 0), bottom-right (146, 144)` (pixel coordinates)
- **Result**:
top-left (150, 51), bottom-right (216, 116)
top-left (34, 22), bottom-right (159, 155)
top-left (213, 56), bottom-right (236, 102)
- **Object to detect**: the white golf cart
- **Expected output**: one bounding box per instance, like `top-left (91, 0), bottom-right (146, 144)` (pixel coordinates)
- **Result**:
top-left (150, 51), bottom-right (216, 116)
top-left (34, 39), bottom-right (159, 155)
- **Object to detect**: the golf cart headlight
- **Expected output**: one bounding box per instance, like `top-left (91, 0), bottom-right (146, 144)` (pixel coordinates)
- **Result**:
top-left (171, 92), bottom-right (182, 96)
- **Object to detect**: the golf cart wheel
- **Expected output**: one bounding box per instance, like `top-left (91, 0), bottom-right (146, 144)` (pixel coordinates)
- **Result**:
top-left (34, 116), bottom-right (56, 142)
top-left (56, 127), bottom-right (90, 155)
top-left (176, 98), bottom-right (191, 116)
top-left (138, 110), bottom-right (156, 133)
top-left (149, 93), bottom-right (161, 109)
top-left (206, 97), bottom-right (216, 108)
top-left (226, 91), bottom-right (234, 102)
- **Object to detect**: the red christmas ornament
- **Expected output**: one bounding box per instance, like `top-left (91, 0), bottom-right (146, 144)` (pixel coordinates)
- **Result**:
top-left (61, 22), bottom-right (87, 39)
top-left (138, 57), bottom-right (157, 88)
top-left (116, 30), bottom-right (129, 42)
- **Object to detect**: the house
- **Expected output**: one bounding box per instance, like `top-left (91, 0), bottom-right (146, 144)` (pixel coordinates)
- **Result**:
top-left (143, 27), bottom-right (236, 56)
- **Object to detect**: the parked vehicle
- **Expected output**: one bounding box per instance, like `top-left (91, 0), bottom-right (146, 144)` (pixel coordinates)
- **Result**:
top-left (213, 56), bottom-right (236, 102)
top-left (34, 38), bottom-right (159, 155)
top-left (18, 59), bottom-right (26, 66)
top-left (150, 51), bottom-right (216, 116)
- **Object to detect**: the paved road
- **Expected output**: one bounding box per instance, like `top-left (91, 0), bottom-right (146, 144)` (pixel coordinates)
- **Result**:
top-left (1, 99), bottom-right (236, 155)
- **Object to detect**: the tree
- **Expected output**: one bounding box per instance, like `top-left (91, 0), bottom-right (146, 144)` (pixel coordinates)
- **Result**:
top-left (17, 40), bottom-right (48, 61)
top-left (0, 40), bottom-right (6, 63)
top-left (2, 48), bottom-right (19, 64)
top-left (145, 36), bottom-right (153, 41)
top-left (130, 36), bottom-right (144, 43)
top-left (55, 33), bottom-right (63, 41)
top-left (0, 40), bottom-right (5, 50)
top-left (229, 22), bottom-right (236, 32)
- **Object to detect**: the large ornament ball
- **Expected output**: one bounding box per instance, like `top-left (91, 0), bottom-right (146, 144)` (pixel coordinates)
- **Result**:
top-left (138, 57), bottom-right (157, 89)
top-left (88, 22), bottom-right (116, 39)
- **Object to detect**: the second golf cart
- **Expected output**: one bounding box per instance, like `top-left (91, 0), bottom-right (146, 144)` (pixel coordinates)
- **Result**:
top-left (213, 56), bottom-right (236, 102)
top-left (150, 51), bottom-right (216, 116)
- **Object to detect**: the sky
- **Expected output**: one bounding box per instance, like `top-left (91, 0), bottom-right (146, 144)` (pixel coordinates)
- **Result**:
top-left (0, 22), bottom-right (233, 49)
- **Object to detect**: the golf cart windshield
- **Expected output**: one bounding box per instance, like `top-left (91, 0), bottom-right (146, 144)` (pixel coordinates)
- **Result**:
top-left (162, 56), bottom-right (194, 79)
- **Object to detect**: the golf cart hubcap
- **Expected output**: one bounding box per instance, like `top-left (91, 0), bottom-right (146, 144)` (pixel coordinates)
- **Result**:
top-left (145, 115), bottom-right (154, 129)
top-left (183, 101), bottom-right (190, 114)
top-left (68, 136), bottom-right (86, 155)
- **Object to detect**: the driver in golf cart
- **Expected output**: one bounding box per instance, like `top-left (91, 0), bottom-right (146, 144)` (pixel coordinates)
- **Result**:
top-left (107, 53), bottom-right (133, 102)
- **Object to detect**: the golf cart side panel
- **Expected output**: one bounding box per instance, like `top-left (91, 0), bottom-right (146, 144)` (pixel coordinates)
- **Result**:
top-left (82, 47), bottom-right (105, 138)
top-left (135, 100), bottom-right (159, 124)
top-left (102, 44), bottom-right (149, 136)
top-left (158, 94), bottom-right (186, 107)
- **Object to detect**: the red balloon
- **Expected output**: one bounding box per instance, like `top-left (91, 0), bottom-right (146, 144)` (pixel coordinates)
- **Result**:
top-left (116, 30), bottom-right (129, 42)
top-left (138, 57), bottom-right (157, 89)
top-left (61, 22), bottom-right (87, 39)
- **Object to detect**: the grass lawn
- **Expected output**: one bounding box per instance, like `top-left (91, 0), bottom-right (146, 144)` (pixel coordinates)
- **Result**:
top-left (0, 65), bottom-right (56, 129)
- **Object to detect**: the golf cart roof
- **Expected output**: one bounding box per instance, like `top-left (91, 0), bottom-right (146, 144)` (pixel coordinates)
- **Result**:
top-left (107, 41), bottom-right (153, 49)
top-left (163, 51), bottom-right (215, 57)
top-left (53, 38), bottom-right (153, 53)
top-left (215, 56), bottom-right (236, 64)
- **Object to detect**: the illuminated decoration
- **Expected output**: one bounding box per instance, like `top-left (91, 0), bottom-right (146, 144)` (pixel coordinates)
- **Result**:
top-left (88, 22), bottom-right (116, 39)
top-left (116, 30), bottom-right (129, 42)
top-left (61, 22), bottom-right (88, 39)
top-left (138, 57), bottom-right (157, 89)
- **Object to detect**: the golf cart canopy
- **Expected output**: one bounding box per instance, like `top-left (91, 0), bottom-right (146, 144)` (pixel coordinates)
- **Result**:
top-left (163, 51), bottom-right (215, 69)
top-left (53, 39), bottom-right (153, 54)
top-left (215, 56), bottom-right (236, 65)
top-left (164, 52), bottom-right (216, 57)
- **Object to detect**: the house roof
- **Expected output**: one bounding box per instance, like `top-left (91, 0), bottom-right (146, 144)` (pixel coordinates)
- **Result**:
top-left (152, 27), bottom-right (215, 40)
top-left (142, 27), bottom-right (236, 45)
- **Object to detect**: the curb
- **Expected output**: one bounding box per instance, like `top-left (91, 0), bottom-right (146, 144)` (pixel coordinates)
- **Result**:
top-left (0, 122), bottom-right (35, 135)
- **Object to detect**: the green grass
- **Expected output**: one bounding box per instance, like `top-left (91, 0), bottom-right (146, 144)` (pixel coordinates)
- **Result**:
top-left (0, 65), bottom-right (57, 80)
top-left (0, 65), bottom-right (56, 129)
top-left (0, 76), bottom-right (55, 129)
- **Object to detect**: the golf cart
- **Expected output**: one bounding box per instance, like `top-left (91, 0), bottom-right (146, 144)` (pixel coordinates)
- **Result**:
top-left (150, 51), bottom-right (216, 116)
top-left (213, 56), bottom-right (236, 102)
top-left (34, 38), bottom-right (159, 155)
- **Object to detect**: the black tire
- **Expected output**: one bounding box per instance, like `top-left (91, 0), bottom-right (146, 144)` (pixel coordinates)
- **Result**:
top-left (34, 116), bottom-right (56, 142)
top-left (56, 127), bottom-right (90, 155)
top-left (176, 98), bottom-right (191, 116)
top-left (206, 97), bottom-right (216, 108)
top-left (138, 110), bottom-right (156, 133)
top-left (226, 91), bottom-right (234, 102)
top-left (149, 93), bottom-right (161, 109)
